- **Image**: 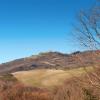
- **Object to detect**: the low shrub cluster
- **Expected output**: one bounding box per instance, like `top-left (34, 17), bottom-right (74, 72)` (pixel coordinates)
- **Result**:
top-left (0, 71), bottom-right (100, 100)
top-left (0, 81), bottom-right (53, 100)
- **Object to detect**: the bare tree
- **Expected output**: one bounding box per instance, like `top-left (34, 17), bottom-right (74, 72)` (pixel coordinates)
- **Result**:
top-left (74, 0), bottom-right (100, 89)
top-left (75, 0), bottom-right (100, 50)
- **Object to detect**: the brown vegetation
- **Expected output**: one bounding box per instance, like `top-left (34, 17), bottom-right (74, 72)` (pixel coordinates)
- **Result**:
top-left (0, 50), bottom-right (99, 74)
top-left (0, 68), bottom-right (100, 100)
top-left (0, 75), bottom-right (53, 100)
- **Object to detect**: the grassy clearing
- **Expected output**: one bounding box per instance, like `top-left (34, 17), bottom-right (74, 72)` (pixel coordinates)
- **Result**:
top-left (12, 67), bottom-right (93, 88)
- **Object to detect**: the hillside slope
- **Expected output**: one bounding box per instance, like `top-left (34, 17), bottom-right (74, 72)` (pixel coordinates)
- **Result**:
top-left (0, 50), bottom-right (100, 74)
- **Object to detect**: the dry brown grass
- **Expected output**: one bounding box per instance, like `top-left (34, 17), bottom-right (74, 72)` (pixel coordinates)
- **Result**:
top-left (12, 67), bottom-right (93, 88)
top-left (0, 67), bottom-right (100, 100)
top-left (53, 69), bottom-right (100, 100)
top-left (0, 81), bottom-right (53, 100)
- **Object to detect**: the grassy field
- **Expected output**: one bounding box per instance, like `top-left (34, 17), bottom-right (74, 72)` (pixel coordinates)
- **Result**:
top-left (12, 67), bottom-right (93, 88)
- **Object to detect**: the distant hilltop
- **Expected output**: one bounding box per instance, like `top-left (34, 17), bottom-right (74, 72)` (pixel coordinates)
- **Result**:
top-left (0, 50), bottom-right (100, 74)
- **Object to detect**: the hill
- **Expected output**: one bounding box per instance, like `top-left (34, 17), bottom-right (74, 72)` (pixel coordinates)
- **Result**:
top-left (0, 50), bottom-right (99, 74)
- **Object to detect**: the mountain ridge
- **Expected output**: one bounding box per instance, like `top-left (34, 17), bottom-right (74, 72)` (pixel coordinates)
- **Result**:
top-left (0, 50), bottom-right (100, 74)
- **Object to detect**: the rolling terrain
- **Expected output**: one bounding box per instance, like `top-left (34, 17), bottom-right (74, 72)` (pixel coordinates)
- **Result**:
top-left (0, 50), bottom-right (99, 74)
top-left (0, 50), bottom-right (99, 100)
